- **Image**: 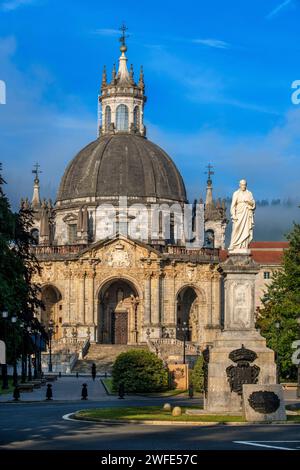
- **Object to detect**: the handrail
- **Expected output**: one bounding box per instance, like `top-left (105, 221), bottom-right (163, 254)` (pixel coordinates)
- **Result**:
top-left (152, 338), bottom-right (200, 354)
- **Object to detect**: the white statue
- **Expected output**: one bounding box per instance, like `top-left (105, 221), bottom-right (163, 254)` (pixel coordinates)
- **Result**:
top-left (229, 179), bottom-right (255, 251)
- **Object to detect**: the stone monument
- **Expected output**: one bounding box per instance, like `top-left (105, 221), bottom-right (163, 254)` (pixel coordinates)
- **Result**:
top-left (204, 179), bottom-right (277, 414)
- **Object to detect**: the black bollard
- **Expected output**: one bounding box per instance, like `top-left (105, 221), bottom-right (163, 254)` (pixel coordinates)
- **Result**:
top-left (59, 371), bottom-right (62, 378)
top-left (76, 372), bottom-right (79, 378)
top-left (81, 383), bottom-right (88, 400)
top-left (188, 384), bottom-right (194, 399)
top-left (91, 363), bottom-right (96, 381)
top-left (46, 383), bottom-right (53, 400)
top-left (118, 382), bottom-right (125, 399)
top-left (104, 371), bottom-right (107, 378)
top-left (13, 386), bottom-right (20, 402)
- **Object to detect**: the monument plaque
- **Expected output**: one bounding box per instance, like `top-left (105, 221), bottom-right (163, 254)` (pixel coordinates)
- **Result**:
top-left (243, 384), bottom-right (286, 422)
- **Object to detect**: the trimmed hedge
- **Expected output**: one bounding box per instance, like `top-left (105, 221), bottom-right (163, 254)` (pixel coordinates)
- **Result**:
top-left (190, 355), bottom-right (204, 392)
top-left (112, 349), bottom-right (169, 393)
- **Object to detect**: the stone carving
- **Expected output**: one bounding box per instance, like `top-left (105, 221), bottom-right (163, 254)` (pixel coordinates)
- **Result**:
top-left (106, 243), bottom-right (130, 267)
top-left (232, 282), bottom-right (251, 328)
top-left (226, 345), bottom-right (260, 395)
top-left (248, 390), bottom-right (281, 414)
top-left (229, 179), bottom-right (255, 251)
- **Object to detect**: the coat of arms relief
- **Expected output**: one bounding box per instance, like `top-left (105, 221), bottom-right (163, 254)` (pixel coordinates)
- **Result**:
top-left (105, 242), bottom-right (131, 267)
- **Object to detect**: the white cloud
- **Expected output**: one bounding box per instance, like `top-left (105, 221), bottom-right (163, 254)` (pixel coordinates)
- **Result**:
top-left (147, 106), bottom-right (300, 201)
top-left (146, 47), bottom-right (278, 115)
top-left (266, 0), bottom-right (293, 19)
top-left (92, 28), bottom-right (120, 37)
top-left (0, 36), bottom-right (96, 208)
top-left (192, 38), bottom-right (230, 49)
top-left (1, 0), bottom-right (36, 11)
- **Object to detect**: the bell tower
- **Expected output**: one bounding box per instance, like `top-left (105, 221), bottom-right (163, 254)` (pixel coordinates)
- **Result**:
top-left (98, 24), bottom-right (146, 137)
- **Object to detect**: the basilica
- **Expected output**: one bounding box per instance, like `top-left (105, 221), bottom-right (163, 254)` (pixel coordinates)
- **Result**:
top-left (22, 34), bottom-right (280, 366)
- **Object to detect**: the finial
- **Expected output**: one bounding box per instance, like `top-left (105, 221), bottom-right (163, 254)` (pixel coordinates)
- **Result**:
top-left (205, 163), bottom-right (214, 185)
top-left (102, 65), bottom-right (107, 86)
top-left (129, 63), bottom-right (134, 79)
top-left (119, 22), bottom-right (129, 53)
top-left (32, 162), bottom-right (42, 183)
top-left (138, 65), bottom-right (144, 89)
top-left (112, 63), bottom-right (116, 81)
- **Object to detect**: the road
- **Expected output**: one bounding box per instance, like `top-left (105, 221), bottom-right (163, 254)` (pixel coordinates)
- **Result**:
top-left (0, 397), bottom-right (300, 450)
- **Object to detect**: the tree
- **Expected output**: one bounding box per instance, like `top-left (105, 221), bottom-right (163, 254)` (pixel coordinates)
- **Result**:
top-left (112, 349), bottom-right (169, 393)
top-left (0, 165), bottom-right (43, 363)
top-left (257, 222), bottom-right (300, 380)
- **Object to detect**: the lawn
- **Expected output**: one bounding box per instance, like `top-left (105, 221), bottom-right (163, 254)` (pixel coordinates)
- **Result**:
top-left (0, 377), bottom-right (14, 396)
top-left (74, 406), bottom-right (245, 423)
top-left (101, 378), bottom-right (188, 397)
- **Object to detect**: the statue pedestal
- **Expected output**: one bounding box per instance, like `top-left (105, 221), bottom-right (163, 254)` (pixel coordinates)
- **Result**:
top-left (204, 253), bottom-right (276, 414)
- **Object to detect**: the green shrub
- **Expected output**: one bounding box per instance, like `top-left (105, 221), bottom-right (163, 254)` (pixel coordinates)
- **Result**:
top-left (112, 349), bottom-right (169, 393)
top-left (190, 355), bottom-right (204, 392)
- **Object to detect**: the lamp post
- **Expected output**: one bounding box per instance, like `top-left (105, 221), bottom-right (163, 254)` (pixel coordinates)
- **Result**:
top-left (275, 321), bottom-right (281, 384)
top-left (48, 319), bottom-right (55, 373)
top-left (11, 315), bottom-right (18, 386)
top-left (177, 321), bottom-right (189, 365)
top-left (297, 317), bottom-right (300, 398)
top-left (20, 322), bottom-right (27, 383)
top-left (33, 327), bottom-right (38, 379)
top-left (1, 311), bottom-right (9, 389)
top-left (27, 326), bottom-right (32, 381)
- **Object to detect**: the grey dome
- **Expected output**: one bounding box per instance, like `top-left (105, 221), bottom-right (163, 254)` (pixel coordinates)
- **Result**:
top-left (57, 134), bottom-right (187, 204)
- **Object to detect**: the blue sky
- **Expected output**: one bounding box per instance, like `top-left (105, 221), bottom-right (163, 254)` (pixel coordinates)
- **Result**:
top-left (0, 0), bottom-right (300, 238)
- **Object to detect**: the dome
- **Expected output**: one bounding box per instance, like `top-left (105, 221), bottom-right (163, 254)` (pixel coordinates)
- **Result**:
top-left (57, 134), bottom-right (187, 205)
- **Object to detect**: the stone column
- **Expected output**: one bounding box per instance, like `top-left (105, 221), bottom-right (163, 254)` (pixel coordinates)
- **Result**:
top-left (149, 272), bottom-right (162, 339)
top-left (79, 274), bottom-right (86, 325)
top-left (144, 274), bottom-right (151, 326)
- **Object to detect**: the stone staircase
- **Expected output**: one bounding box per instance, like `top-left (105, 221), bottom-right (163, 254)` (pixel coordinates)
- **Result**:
top-left (72, 343), bottom-right (148, 374)
top-left (148, 339), bottom-right (200, 367)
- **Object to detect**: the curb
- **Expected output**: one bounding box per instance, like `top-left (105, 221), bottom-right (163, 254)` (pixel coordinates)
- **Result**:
top-left (100, 378), bottom-right (113, 396)
top-left (69, 413), bottom-right (300, 427)
top-left (99, 380), bottom-right (193, 399)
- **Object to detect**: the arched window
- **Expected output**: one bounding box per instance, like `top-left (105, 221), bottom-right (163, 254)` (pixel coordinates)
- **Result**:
top-left (30, 228), bottom-right (39, 245)
top-left (205, 229), bottom-right (215, 248)
top-left (105, 106), bottom-right (111, 130)
top-left (116, 104), bottom-right (129, 131)
top-left (133, 106), bottom-right (140, 129)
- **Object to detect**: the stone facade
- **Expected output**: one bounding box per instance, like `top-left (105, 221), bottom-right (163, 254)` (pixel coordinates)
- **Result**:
top-left (33, 237), bottom-right (223, 349)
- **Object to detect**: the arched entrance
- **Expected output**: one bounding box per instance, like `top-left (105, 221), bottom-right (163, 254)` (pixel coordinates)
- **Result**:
top-left (41, 285), bottom-right (62, 338)
top-left (176, 286), bottom-right (199, 342)
top-left (98, 279), bottom-right (140, 345)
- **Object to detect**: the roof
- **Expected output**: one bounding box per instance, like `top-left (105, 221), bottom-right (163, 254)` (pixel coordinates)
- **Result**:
top-left (220, 241), bottom-right (289, 265)
top-left (57, 134), bottom-right (187, 205)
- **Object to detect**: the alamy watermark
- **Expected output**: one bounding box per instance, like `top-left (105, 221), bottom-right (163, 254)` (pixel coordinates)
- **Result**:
top-left (292, 340), bottom-right (300, 366)
top-left (95, 197), bottom-right (205, 249)
top-left (0, 80), bottom-right (6, 104)
top-left (291, 80), bottom-right (300, 105)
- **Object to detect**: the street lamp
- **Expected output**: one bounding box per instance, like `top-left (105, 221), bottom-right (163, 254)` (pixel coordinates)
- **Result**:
top-left (1, 311), bottom-right (9, 389)
top-left (275, 321), bottom-right (281, 384)
top-left (11, 315), bottom-right (18, 386)
top-left (27, 326), bottom-right (32, 381)
top-left (20, 322), bottom-right (27, 383)
top-left (48, 319), bottom-right (55, 373)
top-left (297, 317), bottom-right (300, 398)
top-left (177, 321), bottom-right (189, 365)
